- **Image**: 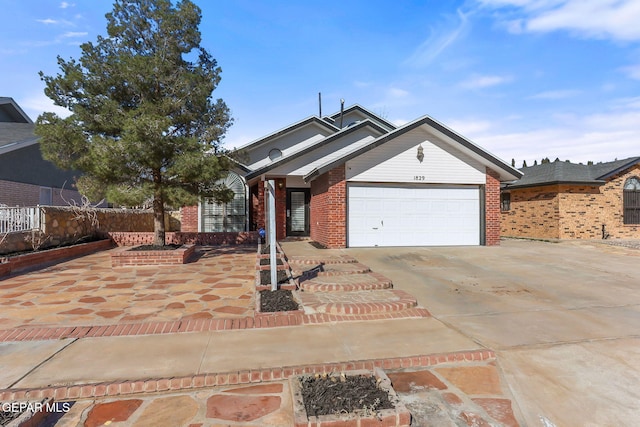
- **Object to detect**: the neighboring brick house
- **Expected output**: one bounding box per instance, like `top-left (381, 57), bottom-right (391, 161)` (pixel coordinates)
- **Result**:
top-left (183, 104), bottom-right (521, 248)
top-left (501, 157), bottom-right (640, 240)
top-left (0, 97), bottom-right (83, 206)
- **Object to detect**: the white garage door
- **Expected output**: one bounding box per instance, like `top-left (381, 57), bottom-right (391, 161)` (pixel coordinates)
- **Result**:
top-left (348, 184), bottom-right (480, 247)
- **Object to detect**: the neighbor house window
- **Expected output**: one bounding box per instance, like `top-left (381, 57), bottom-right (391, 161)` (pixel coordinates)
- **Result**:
top-left (39, 187), bottom-right (52, 205)
top-left (623, 177), bottom-right (640, 224)
top-left (501, 192), bottom-right (511, 211)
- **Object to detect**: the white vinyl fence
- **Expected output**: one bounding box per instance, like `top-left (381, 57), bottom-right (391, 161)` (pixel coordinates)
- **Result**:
top-left (0, 206), bottom-right (42, 234)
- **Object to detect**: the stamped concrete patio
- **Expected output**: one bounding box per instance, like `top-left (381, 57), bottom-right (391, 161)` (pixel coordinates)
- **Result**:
top-left (0, 247), bottom-right (256, 330)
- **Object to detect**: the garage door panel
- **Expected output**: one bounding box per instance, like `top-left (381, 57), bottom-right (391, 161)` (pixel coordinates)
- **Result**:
top-left (348, 184), bottom-right (480, 247)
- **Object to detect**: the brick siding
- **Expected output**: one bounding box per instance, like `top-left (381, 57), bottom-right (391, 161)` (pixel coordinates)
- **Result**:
top-left (180, 205), bottom-right (198, 232)
top-left (0, 180), bottom-right (83, 207)
top-left (310, 165), bottom-right (346, 248)
top-left (485, 168), bottom-right (501, 246)
top-left (501, 186), bottom-right (560, 239)
top-left (501, 164), bottom-right (640, 239)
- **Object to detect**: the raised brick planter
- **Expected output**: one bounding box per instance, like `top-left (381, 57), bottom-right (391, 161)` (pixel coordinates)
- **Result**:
top-left (290, 368), bottom-right (410, 427)
top-left (111, 245), bottom-right (195, 267)
top-left (0, 239), bottom-right (113, 277)
top-left (254, 290), bottom-right (304, 328)
top-left (108, 231), bottom-right (258, 247)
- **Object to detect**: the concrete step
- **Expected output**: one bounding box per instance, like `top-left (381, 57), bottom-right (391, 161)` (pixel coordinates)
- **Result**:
top-left (289, 261), bottom-right (371, 278)
top-left (298, 272), bottom-right (392, 292)
top-left (285, 255), bottom-right (357, 265)
top-left (298, 289), bottom-right (418, 316)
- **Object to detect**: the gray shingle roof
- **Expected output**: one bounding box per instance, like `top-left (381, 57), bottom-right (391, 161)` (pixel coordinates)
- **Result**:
top-left (504, 157), bottom-right (640, 189)
top-left (0, 122), bottom-right (38, 149)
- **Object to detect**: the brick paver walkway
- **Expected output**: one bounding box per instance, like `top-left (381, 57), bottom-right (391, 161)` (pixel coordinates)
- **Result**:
top-left (0, 247), bottom-right (255, 330)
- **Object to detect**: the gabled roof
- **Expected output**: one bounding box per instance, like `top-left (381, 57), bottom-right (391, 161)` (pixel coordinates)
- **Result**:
top-left (0, 97), bottom-right (39, 155)
top-left (0, 123), bottom-right (39, 155)
top-left (503, 157), bottom-right (640, 189)
top-left (328, 104), bottom-right (397, 131)
top-left (245, 119), bottom-right (388, 180)
top-left (0, 97), bottom-right (33, 124)
top-left (236, 116), bottom-right (339, 152)
top-left (303, 115), bottom-right (522, 183)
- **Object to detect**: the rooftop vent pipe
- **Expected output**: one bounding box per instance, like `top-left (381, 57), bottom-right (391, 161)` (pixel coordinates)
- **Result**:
top-left (339, 98), bottom-right (345, 128)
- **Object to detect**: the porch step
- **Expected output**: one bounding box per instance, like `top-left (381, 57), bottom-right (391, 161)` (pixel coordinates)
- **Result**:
top-left (298, 272), bottom-right (392, 292)
top-left (289, 261), bottom-right (371, 278)
top-left (298, 289), bottom-right (418, 316)
top-left (286, 255), bottom-right (357, 265)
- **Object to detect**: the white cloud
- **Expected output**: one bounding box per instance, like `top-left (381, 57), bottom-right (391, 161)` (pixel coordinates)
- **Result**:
top-left (404, 9), bottom-right (470, 68)
top-left (61, 31), bottom-right (88, 39)
top-left (388, 87), bottom-right (409, 98)
top-left (391, 118), bottom-right (410, 127)
top-left (60, 2), bottom-right (75, 9)
top-left (353, 81), bottom-right (372, 88)
top-left (528, 89), bottom-right (581, 99)
top-left (459, 74), bottom-right (512, 89)
top-left (445, 119), bottom-right (493, 136)
top-left (478, 0), bottom-right (640, 41)
top-left (465, 95), bottom-right (640, 164)
top-left (22, 92), bottom-right (72, 120)
top-left (621, 64), bottom-right (640, 80)
top-left (36, 18), bottom-right (58, 25)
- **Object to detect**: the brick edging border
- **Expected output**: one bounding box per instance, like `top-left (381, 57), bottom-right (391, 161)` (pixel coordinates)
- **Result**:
top-left (0, 349), bottom-right (495, 402)
top-left (0, 307), bottom-right (431, 343)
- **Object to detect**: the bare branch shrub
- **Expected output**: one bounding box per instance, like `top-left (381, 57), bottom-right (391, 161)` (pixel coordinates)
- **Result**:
top-left (60, 183), bottom-right (103, 243)
top-left (23, 229), bottom-right (50, 252)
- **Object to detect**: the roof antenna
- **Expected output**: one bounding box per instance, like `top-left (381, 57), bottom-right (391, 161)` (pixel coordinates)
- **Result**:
top-left (318, 92), bottom-right (322, 118)
top-left (339, 98), bottom-right (345, 128)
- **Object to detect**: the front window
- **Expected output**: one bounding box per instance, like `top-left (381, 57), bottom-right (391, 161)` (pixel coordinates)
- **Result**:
top-left (201, 172), bottom-right (247, 232)
top-left (623, 177), bottom-right (640, 224)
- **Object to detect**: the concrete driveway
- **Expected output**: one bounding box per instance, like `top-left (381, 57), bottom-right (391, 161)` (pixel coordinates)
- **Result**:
top-left (347, 239), bottom-right (640, 427)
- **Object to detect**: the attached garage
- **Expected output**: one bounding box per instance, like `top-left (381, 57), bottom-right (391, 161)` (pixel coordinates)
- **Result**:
top-left (297, 115), bottom-right (522, 248)
top-left (348, 184), bottom-right (481, 247)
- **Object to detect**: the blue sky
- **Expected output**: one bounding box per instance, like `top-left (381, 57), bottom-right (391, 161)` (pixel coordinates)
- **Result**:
top-left (1, 0), bottom-right (639, 167)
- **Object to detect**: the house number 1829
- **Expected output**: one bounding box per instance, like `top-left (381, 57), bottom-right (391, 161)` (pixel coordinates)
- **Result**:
top-left (413, 175), bottom-right (425, 181)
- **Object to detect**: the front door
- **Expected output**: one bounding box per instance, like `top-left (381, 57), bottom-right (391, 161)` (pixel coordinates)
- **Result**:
top-left (286, 188), bottom-right (310, 236)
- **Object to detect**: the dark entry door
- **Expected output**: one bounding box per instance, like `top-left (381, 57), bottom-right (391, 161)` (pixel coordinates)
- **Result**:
top-left (286, 188), bottom-right (310, 236)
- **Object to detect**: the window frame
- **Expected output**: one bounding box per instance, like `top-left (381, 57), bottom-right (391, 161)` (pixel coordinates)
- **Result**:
top-left (500, 192), bottom-right (511, 212)
top-left (623, 176), bottom-right (640, 225)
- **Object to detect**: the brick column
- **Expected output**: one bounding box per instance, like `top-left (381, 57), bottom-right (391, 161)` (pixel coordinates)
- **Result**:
top-left (326, 166), bottom-right (347, 248)
top-left (255, 184), bottom-right (265, 230)
top-left (485, 168), bottom-right (501, 246)
top-left (256, 179), bottom-right (286, 240)
top-left (275, 178), bottom-right (286, 240)
top-left (310, 165), bottom-right (347, 248)
top-left (180, 205), bottom-right (198, 232)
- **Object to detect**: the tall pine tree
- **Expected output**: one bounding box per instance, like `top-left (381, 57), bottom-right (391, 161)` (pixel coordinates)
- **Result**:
top-left (36, 0), bottom-right (233, 246)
